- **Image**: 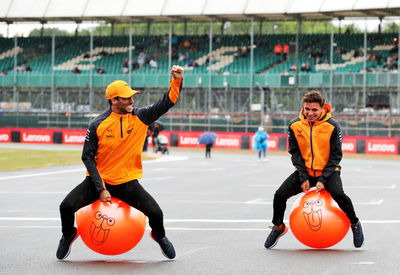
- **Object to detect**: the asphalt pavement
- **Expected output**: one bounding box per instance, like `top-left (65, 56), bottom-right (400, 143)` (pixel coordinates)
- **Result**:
top-left (0, 146), bottom-right (399, 275)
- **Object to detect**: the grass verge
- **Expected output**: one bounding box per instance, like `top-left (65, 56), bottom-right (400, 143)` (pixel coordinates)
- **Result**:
top-left (0, 148), bottom-right (156, 171)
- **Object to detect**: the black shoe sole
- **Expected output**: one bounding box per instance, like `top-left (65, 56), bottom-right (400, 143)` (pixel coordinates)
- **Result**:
top-left (265, 226), bottom-right (288, 249)
top-left (56, 233), bottom-right (79, 260)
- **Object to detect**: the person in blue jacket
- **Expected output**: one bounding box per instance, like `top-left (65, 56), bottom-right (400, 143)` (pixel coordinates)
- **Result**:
top-left (253, 126), bottom-right (269, 161)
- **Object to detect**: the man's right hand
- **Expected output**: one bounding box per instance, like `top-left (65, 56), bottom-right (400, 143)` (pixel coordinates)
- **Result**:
top-left (171, 65), bottom-right (184, 79)
top-left (301, 180), bottom-right (310, 193)
top-left (99, 190), bottom-right (111, 202)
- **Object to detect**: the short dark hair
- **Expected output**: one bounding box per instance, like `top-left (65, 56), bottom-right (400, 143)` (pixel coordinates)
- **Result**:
top-left (302, 91), bottom-right (325, 107)
top-left (108, 96), bottom-right (120, 107)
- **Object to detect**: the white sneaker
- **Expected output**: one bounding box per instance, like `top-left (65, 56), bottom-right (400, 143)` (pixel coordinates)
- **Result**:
top-left (263, 158), bottom-right (269, 162)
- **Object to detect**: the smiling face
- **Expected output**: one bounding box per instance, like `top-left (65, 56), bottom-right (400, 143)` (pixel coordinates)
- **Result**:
top-left (112, 96), bottom-right (134, 114)
top-left (303, 102), bottom-right (323, 123)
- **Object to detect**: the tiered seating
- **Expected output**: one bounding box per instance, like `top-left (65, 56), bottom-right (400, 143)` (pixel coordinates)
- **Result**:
top-left (1, 33), bottom-right (398, 75)
top-left (0, 38), bottom-right (25, 72)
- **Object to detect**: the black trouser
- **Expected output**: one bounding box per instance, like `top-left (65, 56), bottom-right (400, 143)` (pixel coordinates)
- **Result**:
top-left (272, 170), bottom-right (359, 226)
top-left (205, 143), bottom-right (212, 158)
top-left (59, 177), bottom-right (165, 239)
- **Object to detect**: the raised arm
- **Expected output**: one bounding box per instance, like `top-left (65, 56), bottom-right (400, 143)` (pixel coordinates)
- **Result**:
top-left (136, 65), bottom-right (184, 125)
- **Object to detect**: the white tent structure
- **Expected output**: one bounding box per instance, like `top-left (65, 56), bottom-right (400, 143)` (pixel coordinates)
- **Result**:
top-left (0, 0), bottom-right (400, 23)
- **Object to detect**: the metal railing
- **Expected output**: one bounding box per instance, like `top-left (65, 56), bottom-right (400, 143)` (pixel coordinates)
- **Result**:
top-left (1, 72), bottom-right (400, 88)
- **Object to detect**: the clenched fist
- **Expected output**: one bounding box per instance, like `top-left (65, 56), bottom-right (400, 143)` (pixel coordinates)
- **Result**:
top-left (171, 65), bottom-right (184, 79)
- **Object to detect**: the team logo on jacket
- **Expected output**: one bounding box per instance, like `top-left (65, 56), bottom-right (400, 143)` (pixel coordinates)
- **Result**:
top-left (127, 123), bottom-right (135, 134)
top-left (105, 129), bottom-right (114, 138)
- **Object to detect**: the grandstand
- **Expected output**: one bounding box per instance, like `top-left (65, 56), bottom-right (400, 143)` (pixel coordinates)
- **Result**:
top-left (1, 0), bottom-right (400, 136)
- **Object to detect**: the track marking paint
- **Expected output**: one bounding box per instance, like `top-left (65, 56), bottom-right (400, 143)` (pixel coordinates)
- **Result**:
top-left (247, 184), bottom-right (396, 189)
top-left (177, 247), bottom-right (208, 258)
top-left (177, 199), bottom-right (384, 206)
top-left (0, 157), bottom-right (187, 181)
top-left (1, 217), bottom-right (400, 224)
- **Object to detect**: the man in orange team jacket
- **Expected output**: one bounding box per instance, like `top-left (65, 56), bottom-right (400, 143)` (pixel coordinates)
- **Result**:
top-left (56, 65), bottom-right (184, 260)
top-left (264, 91), bottom-right (365, 249)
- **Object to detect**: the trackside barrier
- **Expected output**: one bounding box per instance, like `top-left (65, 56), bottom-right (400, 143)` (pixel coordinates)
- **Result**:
top-left (1, 127), bottom-right (400, 155)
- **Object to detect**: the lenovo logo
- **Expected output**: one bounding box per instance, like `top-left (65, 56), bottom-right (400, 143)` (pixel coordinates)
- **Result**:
top-left (64, 134), bottom-right (85, 144)
top-left (22, 133), bottom-right (51, 143)
top-left (367, 142), bottom-right (396, 153)
top-left (0, 134), bottom-right (10, 142)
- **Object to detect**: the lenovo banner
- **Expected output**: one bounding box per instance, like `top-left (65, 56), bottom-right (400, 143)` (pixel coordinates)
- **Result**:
top-left (0, 129), bottom-right (11, 143)
top-left (178, 132), bottom-right (200, 147)
top-left (177, 132), bottom-right (242, 149)
top-left (365, 138), bottom-right (398, 155)
top-left (62, 130), bottom-right (86, 145)
top-left (214, 134), bottom-right (241, 149)
top-left (342, 138), bottom-right (357, 154)
top-left (20, 129), bottom-right (53, 144)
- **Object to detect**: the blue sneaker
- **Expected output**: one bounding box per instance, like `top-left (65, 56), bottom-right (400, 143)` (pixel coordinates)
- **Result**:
top-left (150, 232), bottom-right (176, 259)
top-left (351, 221), bottom-right (365, 248)
top-left (264, 224), bottom-right (288, 249)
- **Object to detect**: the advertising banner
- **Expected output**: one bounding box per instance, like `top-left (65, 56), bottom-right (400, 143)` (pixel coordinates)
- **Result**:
top-left (62, 130), bottom-right (87, 145)
top-left (214, 133), bottom-right (241, 149)
top-left (0, 129), bottom-right (11, 143)
top-left (365, 138), bottom-right (398, 155)
top-left (342, 137), bottom-right (357, 154)
top-left (20, 129), bottom-right (53, 144)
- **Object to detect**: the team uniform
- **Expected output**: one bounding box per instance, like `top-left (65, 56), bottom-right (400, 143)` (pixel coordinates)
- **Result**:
top-left (272, 103), bottom-right (359, 226)
top-left (59, 78), bottom-right (182, 242)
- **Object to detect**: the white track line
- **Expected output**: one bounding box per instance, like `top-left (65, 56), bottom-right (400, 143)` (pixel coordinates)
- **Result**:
top-left (1, 217), bottom-right (400, 224)
top-left (248, 184), bottom-right (396, 189)
top-left (0, 168), bottom-right (85, 180)
top-left (177, 199), bottom-right (384, 206)
top-left (176, 247), bottom-right (208, 258)
top-left (0, 157), bottom-right (188, 181)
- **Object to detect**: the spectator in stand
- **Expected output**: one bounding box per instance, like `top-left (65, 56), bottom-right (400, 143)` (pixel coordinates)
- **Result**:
top-left (300, 62), bottom-right (312, 72)
top-left (72, 67), bottom-right (81, 74)
top-left (283, 44), bottom-right (289, 60)
top-left (183, 40), bottom-right (191, 48)
top-left (96, 66), bottom-right (106, 74)
top-left (149, 58), bottom-right (158, 70)
top-left (274, 44), bottom-right (283, 56)
top-left (122, 59), bottom-right (129, 74)
top-left (172, 49), bottom-right (179, 61)
top-left (137, 51), bottom-right (147, 67)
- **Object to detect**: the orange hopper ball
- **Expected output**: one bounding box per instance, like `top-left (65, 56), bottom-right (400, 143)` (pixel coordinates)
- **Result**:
top-left (76, 197), bottom-right (146, 255)
top-left (289, 190), bottom-right (350, 248)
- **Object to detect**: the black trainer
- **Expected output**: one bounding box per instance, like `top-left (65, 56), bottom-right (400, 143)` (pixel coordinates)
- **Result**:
top-left (264, 224), bottom-right (288, 249)
top-left (351, 221), bottom-right (365, 248)
top-left (150, 232), bottom-right (176, 259)
top-left (56, 227), bottom-right (78, 260)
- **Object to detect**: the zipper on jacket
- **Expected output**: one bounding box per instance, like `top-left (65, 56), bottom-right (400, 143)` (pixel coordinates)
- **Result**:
top-left (309, 123), bottom-right (315, 175)
top-left (120, 117), bottom-right (123, 138)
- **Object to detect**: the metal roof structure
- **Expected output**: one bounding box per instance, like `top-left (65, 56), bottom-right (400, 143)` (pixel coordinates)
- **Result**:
top-left (0, 0), bottom-right (400, 23)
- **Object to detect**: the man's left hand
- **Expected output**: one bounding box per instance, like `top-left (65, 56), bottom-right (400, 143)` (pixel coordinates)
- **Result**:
top-left (171, 65), bottom-right (184, 79)
top-left (316, 182), bottom-right (325, 192)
